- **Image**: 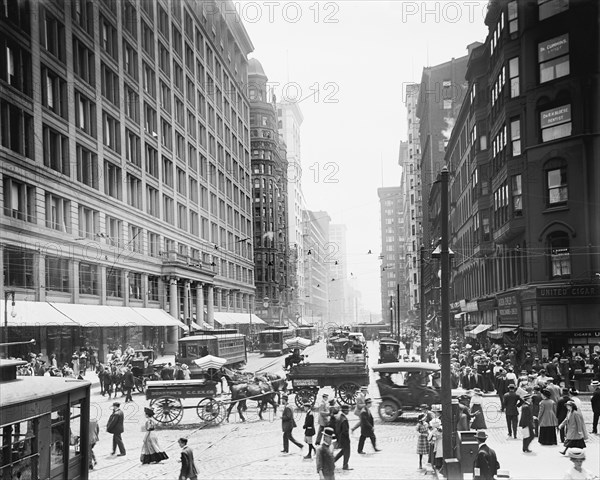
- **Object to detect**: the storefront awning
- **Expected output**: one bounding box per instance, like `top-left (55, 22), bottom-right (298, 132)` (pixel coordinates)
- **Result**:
top-left (213, 312), bottom-right (266, 326)
top-left (130, 307), bottom-right (184, 327)
top-left (7, 301), bottom-right (80, 327)
top-left (487, 326), bottom-right (519, 339)
top-left (464, 323), bottom-right (493, 338)
top-left (49, 303), bottom-right (184, 328)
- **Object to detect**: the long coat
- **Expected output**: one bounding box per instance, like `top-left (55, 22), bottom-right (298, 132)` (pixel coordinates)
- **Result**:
top-left (538, 398), bottom-right (558, 427)
top-left (303, 411), bottom-right (316, 437)
top-left (359, 408), bottom-right (375, 437)
top-left (559, 410), bottom-right (588, 441)
top-left (106, 409), bottom-right (124, 435)
top-left (179, 445), bottom-right (199, 479)
top-left (336, 413), bottom-right (350, 447)
top-left (518, 403), bottom-right (534, 437)
top-left (473, 443), bottom-right (500, 480)
top-left (282, 405), bottom-right (296, 432)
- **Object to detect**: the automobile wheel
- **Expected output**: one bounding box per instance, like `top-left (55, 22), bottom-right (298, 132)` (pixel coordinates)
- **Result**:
top-left (378, 399), bottom-right (401, 422)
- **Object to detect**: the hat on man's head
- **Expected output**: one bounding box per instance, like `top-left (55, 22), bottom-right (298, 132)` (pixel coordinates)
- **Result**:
top-left (541, 388), bottom-right (551, 397)
top-left (567, 448), bottom-right (586, 460)
top-left (323, 427), bottom-right (335, 438)
top-left (508, 384), bottom-right (516, 390)
top-left (112, 402), bottom-right (121, 407)
top-left (475, 430), bottom-right (488, 441)
top-left (281, 394), bottom-right (289, 401)
top-left (303, 402), bottom-right (312, 408)
top-left (340, 404), bottom-right (350, 412)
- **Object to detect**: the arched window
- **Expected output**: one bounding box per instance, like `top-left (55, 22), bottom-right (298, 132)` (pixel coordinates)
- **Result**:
top-left (547, 232), bottom-right (570, 279)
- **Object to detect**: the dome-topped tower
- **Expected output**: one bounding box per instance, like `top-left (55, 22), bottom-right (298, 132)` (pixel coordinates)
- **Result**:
top-left (248, 58), bottom-right (267, 78)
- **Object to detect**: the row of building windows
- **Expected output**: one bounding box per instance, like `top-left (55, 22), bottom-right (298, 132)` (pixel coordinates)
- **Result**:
top-left (2, 174), bottom-right (254, 260)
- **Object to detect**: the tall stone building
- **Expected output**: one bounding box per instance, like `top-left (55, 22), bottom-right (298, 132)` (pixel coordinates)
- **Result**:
top-left (303, 210), bottom-right (330, 329)
top-left (378, 186), bottom-right (405, 334)
top-left (0, 0), bottom-right (257, 360)
top-left (277, 101), bottom-right (306, 324)
top-left (247, 58), bottom-right (291, 325)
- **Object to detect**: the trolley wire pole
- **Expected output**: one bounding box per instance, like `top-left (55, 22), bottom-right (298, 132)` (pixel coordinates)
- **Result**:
top-left (439, 167), bottom-right (453, 465)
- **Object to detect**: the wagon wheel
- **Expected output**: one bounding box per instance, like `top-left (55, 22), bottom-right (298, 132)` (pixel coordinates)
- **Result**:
top-left (378, 399), bottom-right (401, 422)
top-left (336, 383), bottom-right (360, 406)
top-left (196, 398), bottom-right (226, 425)
top-left (294, 389), bottom-right (317, 408)
top-left (134, 376), bottom-right (144, 393)
top-left (150, 397), bottom-right (184, 425)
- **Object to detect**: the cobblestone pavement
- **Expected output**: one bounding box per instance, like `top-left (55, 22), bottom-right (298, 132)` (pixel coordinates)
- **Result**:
top-left (85, 343), bottom-right (599, 480)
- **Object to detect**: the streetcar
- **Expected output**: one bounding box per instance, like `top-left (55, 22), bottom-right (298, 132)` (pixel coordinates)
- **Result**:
top-left (0, 357), bottom-right (91, 480)
top-left (295, 325), bottom-right (318, 345)
top-left (258, 326), bottom-right (295, 356)
top-left (176, 329), bottom-right (247, 378)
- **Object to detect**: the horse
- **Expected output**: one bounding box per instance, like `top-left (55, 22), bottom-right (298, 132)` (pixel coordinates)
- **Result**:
top-left (254, 372), bottom-right (287, 405)
top-left (222, 374), bottom-right (278, 422)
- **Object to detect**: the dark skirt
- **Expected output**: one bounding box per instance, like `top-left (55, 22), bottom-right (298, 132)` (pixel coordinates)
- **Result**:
top-left (538, 426), bottom-right (557, 445)
top-left (140, 451), bottom-right (169, 464)
top-left (470, 405), bottom-right (487, 429)
top-left (564, 438), bottom-right (586, 449)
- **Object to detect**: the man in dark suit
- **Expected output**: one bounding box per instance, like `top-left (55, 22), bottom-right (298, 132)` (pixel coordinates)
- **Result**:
top-left (106, 402), bottom-right (125, 456)
top-left (503, 384), bottom-right (520, 439)
top-left (473, 430), bottom-right (500, 480)
top-left (281, 395), bottom-right (303, 453)
top-left (334, 404), bottom-right (352, 470)
top-left (556, 388), bottom-right (571, 442)
top-left (531, 385), bottom-right (543, 437)
top-left (591, 383), bottom-right (600, 434)
top-left (178, 437), bottom-right (198, 480)
top-left (518, 394), bottom-right (534, 453)
top-left (122, 366), bottom-right (135, 403)
top-left (461, 367), bottom-right (478, 390)
top-left (357, 398), bottom-right (381, 454)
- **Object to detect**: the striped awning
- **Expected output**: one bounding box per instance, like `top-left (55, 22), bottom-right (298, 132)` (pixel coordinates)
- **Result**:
top-left (464, 324), bottom-right (493, 338)
top-left (487, 326), bottom-right (518, 339)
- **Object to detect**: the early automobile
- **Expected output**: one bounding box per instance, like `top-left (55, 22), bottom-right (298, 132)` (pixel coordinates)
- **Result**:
top-left (372, 362), bottom-right (454, 421)
top-left (378, 337), bottom-right (400, 363)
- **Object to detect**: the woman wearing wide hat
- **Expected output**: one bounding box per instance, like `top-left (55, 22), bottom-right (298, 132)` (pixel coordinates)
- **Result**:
top-left (559, 401), bottom-right (588, 455)
top-left (562, 448), bottom-right (597, 480)
top-left (470, 388), bottom-right (487, 430)
top-left (416, 413), bottom-right (429, 469)
top-left (140, 407), bottom-right (169, 464)
top-left (538, 388), bottom-right (558, 445)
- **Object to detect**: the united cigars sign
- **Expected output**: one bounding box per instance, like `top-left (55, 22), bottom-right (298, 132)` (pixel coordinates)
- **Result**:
top-left (536, 285), bottom-right (599, 298)
top-left (497, 292), bottom-right (520, 324)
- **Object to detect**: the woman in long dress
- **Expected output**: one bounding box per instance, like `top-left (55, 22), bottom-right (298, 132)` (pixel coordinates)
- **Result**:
top-left (140, 408), bottom-right (169, 464)
top-left (538, 388), bottom-right (558, 445)
top-left (470, 388), bottom-right (487, 429)
top-left (416, 414), bottom-right (429, 469)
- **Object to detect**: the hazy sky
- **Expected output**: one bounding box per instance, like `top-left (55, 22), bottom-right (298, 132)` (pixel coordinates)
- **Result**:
top-left (236, 1), bottom-right (489, 312)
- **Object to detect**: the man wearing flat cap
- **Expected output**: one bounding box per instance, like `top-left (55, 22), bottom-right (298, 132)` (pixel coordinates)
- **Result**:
top-left (281, 394), bottom-right (303, 453)
top-left (106, 402), bottom-right (125, 456)
top-left (503, 385), bottom-right (520, 439)
top-left (473, 430), bottom-right (500, 480)
top-left (315, 393), bottom-right (331, 445)
top-left (316, 427), bottom-right (336, 480)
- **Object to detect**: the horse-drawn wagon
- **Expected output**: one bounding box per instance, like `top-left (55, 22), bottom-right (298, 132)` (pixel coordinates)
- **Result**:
top-left (287, 362), bottom-right (370, 408)
top-left (145, 379), bottom-right (226, 426)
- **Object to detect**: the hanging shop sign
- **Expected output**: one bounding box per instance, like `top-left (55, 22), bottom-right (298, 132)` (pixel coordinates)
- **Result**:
top-left (497, 292), bottom-right (520, 324)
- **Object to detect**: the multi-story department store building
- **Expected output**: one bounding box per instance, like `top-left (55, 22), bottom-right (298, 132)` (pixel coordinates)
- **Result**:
top-left (0, 0), bottom-right (262, 361)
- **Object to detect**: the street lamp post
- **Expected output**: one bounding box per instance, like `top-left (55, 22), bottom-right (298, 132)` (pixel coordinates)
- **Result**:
top-left (3, 290), bottom-right (16, 357)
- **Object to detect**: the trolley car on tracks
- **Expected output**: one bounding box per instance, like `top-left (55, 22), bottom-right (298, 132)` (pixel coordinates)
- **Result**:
top-left (0, 356), bottom-right (91, 480)
top-left (258, 326), bottom-right (295, 356)
top-left (145, 379), bottom-right (226, 426)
